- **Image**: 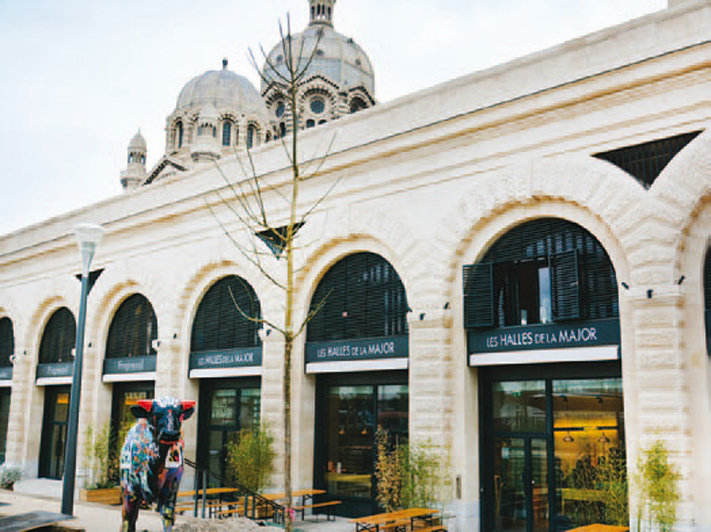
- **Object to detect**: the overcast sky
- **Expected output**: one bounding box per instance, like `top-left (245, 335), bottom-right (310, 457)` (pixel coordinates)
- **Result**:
top-left (0, 0), bottom-right (668, 237)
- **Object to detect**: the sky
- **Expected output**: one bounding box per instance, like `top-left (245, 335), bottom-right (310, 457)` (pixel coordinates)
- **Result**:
top-left (0, 0), bottom-right (668, 237)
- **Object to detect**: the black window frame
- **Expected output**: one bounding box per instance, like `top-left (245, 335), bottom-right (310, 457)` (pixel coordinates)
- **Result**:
top-left (190, 275), bottom-right (262, 353)
top-left (38, 308), bottom-right (76, 364)
top-left (0, 318), bottom-right (13, 368)
top-left (464, 218), bottom-right (618, 330)
top-left (307, 252), bottom-right (409, 343)
top-left (105, 294), bottom-right (158, 360)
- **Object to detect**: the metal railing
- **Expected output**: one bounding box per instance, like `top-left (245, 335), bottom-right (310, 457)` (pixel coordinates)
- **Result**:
top-left (183, 458), bottom-right (285, 524)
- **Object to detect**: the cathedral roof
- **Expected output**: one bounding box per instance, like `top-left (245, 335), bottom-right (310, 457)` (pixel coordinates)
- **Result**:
top-left (176, 60), bottom-right (268, 120)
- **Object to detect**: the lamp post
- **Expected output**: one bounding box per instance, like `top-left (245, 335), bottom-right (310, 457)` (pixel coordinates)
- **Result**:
top-left (61, 223), bottom-right (104, 517)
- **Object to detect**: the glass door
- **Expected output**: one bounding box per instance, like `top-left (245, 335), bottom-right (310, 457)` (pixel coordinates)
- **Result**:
top-left (493, 437), bottom-right (549, 532)
top-left (315, 372), bottom-right (408, 517)
top-left (39, 386), bottom-right (70, 479)
top-left (481, 364), bottom-right (625, 532)
top-left (197, 378), bottom-right (261, 485)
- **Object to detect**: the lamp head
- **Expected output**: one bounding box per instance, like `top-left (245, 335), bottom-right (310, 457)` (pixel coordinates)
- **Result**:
top-left (74, 223), bottom-right (104, 276)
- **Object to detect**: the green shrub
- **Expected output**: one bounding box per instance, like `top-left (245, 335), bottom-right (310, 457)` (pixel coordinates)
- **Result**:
top-left (226, 425), bottom-right (275, 492)
top-left (636, 441), bottom-right (680, 532)
top-left (0, 465), bottom-right (22, 489)
top-left (84, 422), bottom-right (114, 489)
top-left (375, 426), bottom-right (449, 512)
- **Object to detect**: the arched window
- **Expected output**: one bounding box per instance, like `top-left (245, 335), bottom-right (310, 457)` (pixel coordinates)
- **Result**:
top-left (222, 120), bottom-right (233, 146)
top-left (176, 121), bottom-right (184, 149)
top-left (0, 318), bottom-right (14, 368)
top-left (350, 97), bottom-right (367, 114)
top-left (307, 252), bottom-right (409, 342)
top-left (279, 122), bottom-right (287, 138)
top-left (106, 294), bottom-right (158, 359)
top-left (247, 124), bottom-right (258, 149)
top-left (191, 276), bottom-right (262, 352)
top-left (38, 308), bottom-right (76, 364)
top-left (306, 119), bottom-right (315, 129)
top-left (705, 249), bottom-right (711, 356)
top-left (464, 218), bottom-right (618, 329)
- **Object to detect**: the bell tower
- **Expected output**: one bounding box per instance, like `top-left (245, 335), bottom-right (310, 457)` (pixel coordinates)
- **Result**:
top-left (309, 0), bottom-right (336, 26)
top-left (120, 130), bottom-right (147, 191)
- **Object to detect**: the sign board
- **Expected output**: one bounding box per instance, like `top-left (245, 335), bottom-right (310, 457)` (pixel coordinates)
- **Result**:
top-left (468, 318), bottom-right (620, 358)
top-left (36, 362), bottom-right (73, 379)
top-left (189, 347), bottom-right (262, 370)
top-left (305, 335), bottom-right (408, 364)
top-left (103, 355), bottom-right (157, 375)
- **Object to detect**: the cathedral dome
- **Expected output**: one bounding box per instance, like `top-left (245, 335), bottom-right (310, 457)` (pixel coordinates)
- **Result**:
top-left (176, 60), bottom-right (267, 119)
top-left (262, 23), bottom-right (375, 96)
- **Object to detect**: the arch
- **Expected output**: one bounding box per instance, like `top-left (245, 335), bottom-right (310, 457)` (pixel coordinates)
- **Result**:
top-left (306, 252), bottom-right (409, 342)
top-left (175, 120), bottom-right (184, 149)
top-left (105, 293), bottom-right (158, 359)
top-left (38, 307), bottom-right (76, 364)
top-left (246, 123), bottom-right (259, 149)
top-left (190, 275), bottom-right (262, 353)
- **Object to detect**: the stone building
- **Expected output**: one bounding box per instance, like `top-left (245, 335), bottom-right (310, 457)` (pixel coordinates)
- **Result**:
top-left (1, 1), bottom-right (711, 530)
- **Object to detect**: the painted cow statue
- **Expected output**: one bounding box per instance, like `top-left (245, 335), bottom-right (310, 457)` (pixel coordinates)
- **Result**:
top-left (120, 397), bottom-right (195, 532)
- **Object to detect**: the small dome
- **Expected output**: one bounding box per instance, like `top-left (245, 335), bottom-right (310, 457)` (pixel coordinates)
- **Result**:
top-left (262, 21), bottom-right (374, 96)
top-left (129, 130), bottom-right (147, 151)
top-left (176, 62), bottom-right (268, 120)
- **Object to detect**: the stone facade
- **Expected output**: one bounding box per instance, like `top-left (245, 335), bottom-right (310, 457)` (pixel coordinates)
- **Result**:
top-left (1, 1), bottom-right (711, 531)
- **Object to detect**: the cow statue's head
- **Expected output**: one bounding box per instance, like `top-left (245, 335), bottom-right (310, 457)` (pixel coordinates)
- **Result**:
top-left (130, 396), bottom-right (195, 445)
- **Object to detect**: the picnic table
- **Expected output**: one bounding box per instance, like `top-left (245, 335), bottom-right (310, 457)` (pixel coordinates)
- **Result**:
top-left (176, 487), bottom-right (241, 518)
top-left (350, 507), bottom-right (444, 532)
top-left (264, 489), bottom-right (341, 520)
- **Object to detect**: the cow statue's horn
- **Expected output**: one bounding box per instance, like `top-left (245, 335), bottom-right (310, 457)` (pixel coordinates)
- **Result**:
top-left (180, 400), bottom-right (196, 411)
top-left (137, 399), bottom-right (154, 412)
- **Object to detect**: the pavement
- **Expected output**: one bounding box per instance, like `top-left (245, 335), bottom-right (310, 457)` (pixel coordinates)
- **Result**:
top-left (0, 480), bottom-right (353, 532)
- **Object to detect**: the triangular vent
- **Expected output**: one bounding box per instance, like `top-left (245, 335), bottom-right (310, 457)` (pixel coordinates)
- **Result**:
top-left (593, 131), bottom-right (702, 189)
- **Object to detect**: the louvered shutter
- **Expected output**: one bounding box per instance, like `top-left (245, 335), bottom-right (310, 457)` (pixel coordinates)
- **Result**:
top-left (306, 252), bottom-right (409, 342)
top-left (463, 262), bottom-right (494, 328)
top-left (191, 276), bottom-right (261, 353)
top-left (551, 251), bottom-right (580, 321)
top-left (705, 250), bottom-right (711, 356)
top-left (39, 308), bottom-right (76, 364)
top-left (106, 295), bottom-right (157, 359)
top-left (0, 318), bottom-right (13, 367)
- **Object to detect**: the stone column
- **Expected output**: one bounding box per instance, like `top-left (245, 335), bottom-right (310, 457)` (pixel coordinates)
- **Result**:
top-left (625, 284), bottom-right (693, 528)
top-left (260, 329), bottom-right (286, 490)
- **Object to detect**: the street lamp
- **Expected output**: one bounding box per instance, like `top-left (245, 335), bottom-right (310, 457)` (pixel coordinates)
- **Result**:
top-left (61, 223), bottom-right (104, 516)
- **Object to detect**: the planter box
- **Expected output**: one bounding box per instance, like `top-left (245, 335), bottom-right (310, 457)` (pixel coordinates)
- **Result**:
top-left (79, 487), bottom-right (122, 505)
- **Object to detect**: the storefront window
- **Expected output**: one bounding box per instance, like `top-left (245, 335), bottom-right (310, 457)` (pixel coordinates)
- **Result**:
top-left (0, 389), bottom-right (9, 463)
top-left (483, 369), bottom-right (625, 532)
top-left (39, 386), bottom-right (70, 479)
top-left (321, 382), bottom-right (408, 507)
top-left (198, 380), bottom-right (261, 484)
top-left (553, 379), bottom-right (625, 529)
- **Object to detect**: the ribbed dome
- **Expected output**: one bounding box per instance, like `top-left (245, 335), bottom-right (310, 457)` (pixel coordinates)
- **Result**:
top-left (262, 23), bottom-right (374, 95)
top-left (176, 62), bottom-right (268, 120)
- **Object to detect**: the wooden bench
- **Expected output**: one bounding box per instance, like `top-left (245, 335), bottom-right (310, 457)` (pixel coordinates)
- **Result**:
top-left (412, 526), bottom-right (447, 532)
top-left (293, 500), bottom-right (342, 521)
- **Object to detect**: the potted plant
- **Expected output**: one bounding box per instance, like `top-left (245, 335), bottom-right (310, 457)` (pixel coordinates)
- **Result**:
top-left (635, 440), bottom-right (680, 532)
top-left (79, 422), bottom-right (122, 504)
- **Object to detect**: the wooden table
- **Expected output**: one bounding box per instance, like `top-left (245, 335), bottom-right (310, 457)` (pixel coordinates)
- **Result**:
top-left (350, 508), bottom-right (441, 532)
top-left (176, 487), bottom-right (241, 517)
top-left (567, 525), bottom-right (629, 532)
top-left (264, 489), bottom-right (329, 520)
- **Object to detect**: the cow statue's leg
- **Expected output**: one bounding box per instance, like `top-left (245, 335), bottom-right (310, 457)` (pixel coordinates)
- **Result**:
top-left (121, 483), bottom-right (140, 532)
top-left (156, 475), bottom-right (180, 532)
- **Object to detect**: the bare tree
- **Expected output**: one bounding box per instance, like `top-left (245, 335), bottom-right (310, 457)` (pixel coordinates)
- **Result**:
top-left (207, 16), bottom-right (333, 532)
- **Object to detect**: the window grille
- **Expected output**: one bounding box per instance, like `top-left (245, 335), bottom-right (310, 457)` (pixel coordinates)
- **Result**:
top-left (0, 318), bottom-right (13, 367)
top-left (307, 252), bottom-right (409, 342)
top-left (463, 218), bottom-right (618, 329)
top-left (191, 276), bottom-right (261, 352)
top-left (106, 294), bottom-right (158, 359)
top-left (593, 131), bottom-right (701, 189)
top-left (38, 308), bottom-right (76, 364)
